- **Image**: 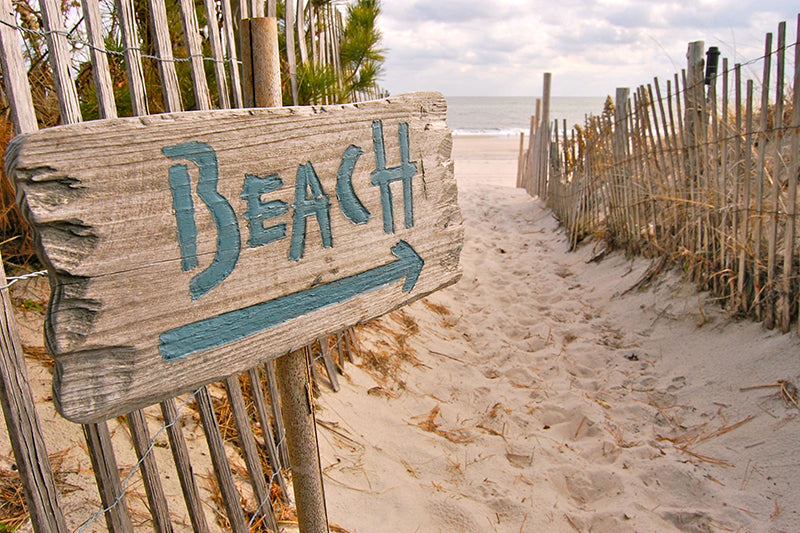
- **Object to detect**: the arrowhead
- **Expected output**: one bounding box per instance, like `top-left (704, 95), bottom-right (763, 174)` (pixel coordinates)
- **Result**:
top-left (391, 240), bottom-right (424, 292)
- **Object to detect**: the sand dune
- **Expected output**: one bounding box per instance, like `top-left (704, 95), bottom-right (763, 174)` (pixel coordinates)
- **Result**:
top-left (318, 135), bottom-right (800, 532)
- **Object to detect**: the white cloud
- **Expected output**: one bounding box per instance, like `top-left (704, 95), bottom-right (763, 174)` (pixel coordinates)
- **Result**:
top-left (376, 0), bottom-right (798, 96)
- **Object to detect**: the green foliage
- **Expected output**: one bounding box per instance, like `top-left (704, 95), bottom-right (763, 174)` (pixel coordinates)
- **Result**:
top-left (280, 0), bottom-right (385, 104)
top-left (296, 61), bottom-right (339, 104)
top-left (339, 0), bottom-right (384, 99)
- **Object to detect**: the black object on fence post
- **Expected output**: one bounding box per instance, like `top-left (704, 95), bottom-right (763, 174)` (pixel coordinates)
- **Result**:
top-left (705, 46), bottom-right (720, 85)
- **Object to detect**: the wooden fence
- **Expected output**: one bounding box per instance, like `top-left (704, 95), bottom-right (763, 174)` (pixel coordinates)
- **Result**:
top-left (519, 15), bottom-right (800, 335)
top-left (0, 0), bottom-right (385, 531)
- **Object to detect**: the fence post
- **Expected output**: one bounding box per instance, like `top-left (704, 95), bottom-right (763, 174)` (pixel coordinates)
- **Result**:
top-left (516, 131), bottom-right (525, 188)
top-left (240, 17), bottom-right (283, 108)
top-left (244, 14), bottom-right (330, 532)
top-left (276, 350), bottom-right (330, 533)
top-left (612, 88), bottom-right (630, 239)
top-left (538, 73), bottom-right (552, 199)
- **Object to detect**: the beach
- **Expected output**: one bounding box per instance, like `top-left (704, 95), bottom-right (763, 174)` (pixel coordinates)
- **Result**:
top-left (1, 133), bottom-right (799, 531)
top-left (317, 134), bottom-right (800, 532)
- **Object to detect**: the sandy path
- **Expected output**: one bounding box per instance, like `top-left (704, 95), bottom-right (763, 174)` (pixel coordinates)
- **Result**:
top-left (1, 134), bottom-right (797, 532)
top-left (318, 135), bottom-right (800, 532)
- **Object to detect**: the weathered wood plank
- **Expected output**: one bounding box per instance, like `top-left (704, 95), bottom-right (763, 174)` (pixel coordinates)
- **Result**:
top-left (83, 421), bottom-right (134, 531)
top-left (0, 260), bottom-right (67, 532)
top-left (9, 92), bottom-right (462, 424)
top-left (126, 409), bottom-right (173, 532)
top-left (147, 0), bottom-right (183, 113)
top-left (223, 375), bottom-right (279, 530)
top-left (81, 0), bottom-right (118, 119)
top-left (160, 398), bottom-right (210, 532)
top-left (0, 0), bottom-right (38, 134)
top-left (195, 386), bottom-right (248, 531)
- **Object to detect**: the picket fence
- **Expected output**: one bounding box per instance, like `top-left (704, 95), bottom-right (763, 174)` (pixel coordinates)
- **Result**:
top-left (0, 0), bottom-right (371, 531)
top-left (519, 15), bottom-right (800, 334)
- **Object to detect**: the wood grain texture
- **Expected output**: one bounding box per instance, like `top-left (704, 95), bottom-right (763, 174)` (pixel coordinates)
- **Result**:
top-left (126, 409), bottom-right (173, 532)
top-left (177, 0), bottom-right (211, 110)
top-left (115, 0), bottom-right (148, 116)
top-left (160, 398), bottom-right (210, 532)
top-left (147, 0), bottom-right (183, 113)
top-left (83, 421), bottom-right (134, 531)
top-left (202, 0), bottom-right (230, 110)
top-left (81, 0), bottom-right (118, 119)
top-left (0, 261), bottom-right (67, 531)
top-left (9, 92), bottom-right (462, 423)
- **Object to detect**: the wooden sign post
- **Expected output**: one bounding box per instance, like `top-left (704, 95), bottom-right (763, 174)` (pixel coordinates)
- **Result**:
top-left (7, 92), bottom-right (462, 424)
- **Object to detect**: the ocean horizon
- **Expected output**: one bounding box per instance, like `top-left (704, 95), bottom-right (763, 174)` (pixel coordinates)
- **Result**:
top-left (445, 95), bottom-right (608, 137)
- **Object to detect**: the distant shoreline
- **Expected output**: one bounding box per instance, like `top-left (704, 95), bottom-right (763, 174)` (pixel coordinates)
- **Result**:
top-left (452, 129), bottom-right (526, 137)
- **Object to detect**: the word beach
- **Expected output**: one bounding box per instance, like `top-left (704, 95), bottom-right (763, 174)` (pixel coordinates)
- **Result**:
top-left (9, 92), bottom-right (463, 422)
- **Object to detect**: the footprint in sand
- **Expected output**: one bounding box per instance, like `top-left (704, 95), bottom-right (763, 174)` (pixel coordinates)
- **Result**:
top-left (557, 467), bottom-right (625, 506)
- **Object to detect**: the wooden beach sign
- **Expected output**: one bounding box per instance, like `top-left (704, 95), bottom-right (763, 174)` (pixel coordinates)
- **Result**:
top-left (7, 92), bottom-right (463, 423)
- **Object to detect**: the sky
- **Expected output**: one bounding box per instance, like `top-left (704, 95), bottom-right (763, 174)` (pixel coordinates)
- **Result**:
top-left (376, 0), bottom-right (799, 97)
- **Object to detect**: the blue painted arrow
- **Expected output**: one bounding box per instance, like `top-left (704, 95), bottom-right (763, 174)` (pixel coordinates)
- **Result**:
top-left (159, 240), bottom-right (424, 361)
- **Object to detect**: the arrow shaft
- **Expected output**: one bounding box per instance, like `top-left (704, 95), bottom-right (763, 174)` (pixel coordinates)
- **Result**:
top-left (160, 257), bottom-right (407, 361)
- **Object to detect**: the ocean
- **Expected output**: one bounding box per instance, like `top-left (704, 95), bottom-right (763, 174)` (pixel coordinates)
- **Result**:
top-left (446, 96), bottom-right (608, 136)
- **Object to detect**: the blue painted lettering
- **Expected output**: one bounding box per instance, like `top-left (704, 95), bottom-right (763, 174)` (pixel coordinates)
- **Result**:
top-left (162, 141), bottom-right (241, 300)
top-left (167, 163), bottom-right (198, 271)
top-left (336, 145), bottom-right (370, 225)
top-left (370, 121), bottom-right (418, 234)
top-left (240, 173), bottom-right (289, 248)
top-left (289, 162), bottom-right (333, 261)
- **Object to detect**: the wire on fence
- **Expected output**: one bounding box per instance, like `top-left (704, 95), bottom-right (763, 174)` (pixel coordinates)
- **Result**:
top-left (0, 269), bottom-right (47, 290)
top-left (0, 17), bottom-right (242, 66)
top-left (75, 388), bottom-right (205, 531)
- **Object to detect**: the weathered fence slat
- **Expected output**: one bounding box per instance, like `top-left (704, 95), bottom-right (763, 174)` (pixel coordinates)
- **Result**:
top-left (115, 0), bottom-right (149, 115)
top-left (195, 386), bottom-right (249, 531)
top-left (219, 0), bottom-right (244, 108)
top-left (160, 398), bottom-right (211, 533)
top-left (265, 361), bottom-right (291, 470)
top-left (248, 367), bottom-right (290, 500)
top-left (224, 375), bottom-right (280, 531)
top-left (147, 0), bottom-right (184, 112)
top-left (177, 0), bottom-right (212, 110)
top-left (83, 421), bottom-right (134, 532)
top-left (782, 15), bottom-right (800, 332)
top-left (80, 0), bottom-right (118, 119)
top-left (0, 261), bottom-right (67, 532)
top-left (0, 0), bottom-right (38, 133)
top-left (317, 337), bottom-right (339, 392)
top-left (752, 32), bottom-right (773, 317)
top-left (766, 22), bottom-right (786, 329)
top-left (40, 0), bottom-right (82, 124)
top-left (126, 409), bottom-right (173, 532)
top-left (203, 0), bottom-right (231, 109)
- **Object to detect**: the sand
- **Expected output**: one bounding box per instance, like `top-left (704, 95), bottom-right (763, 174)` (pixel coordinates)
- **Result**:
top-left (2, 134), bottom-right (800, 532)
top-left (316, 134), bottom-right (800, 532)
